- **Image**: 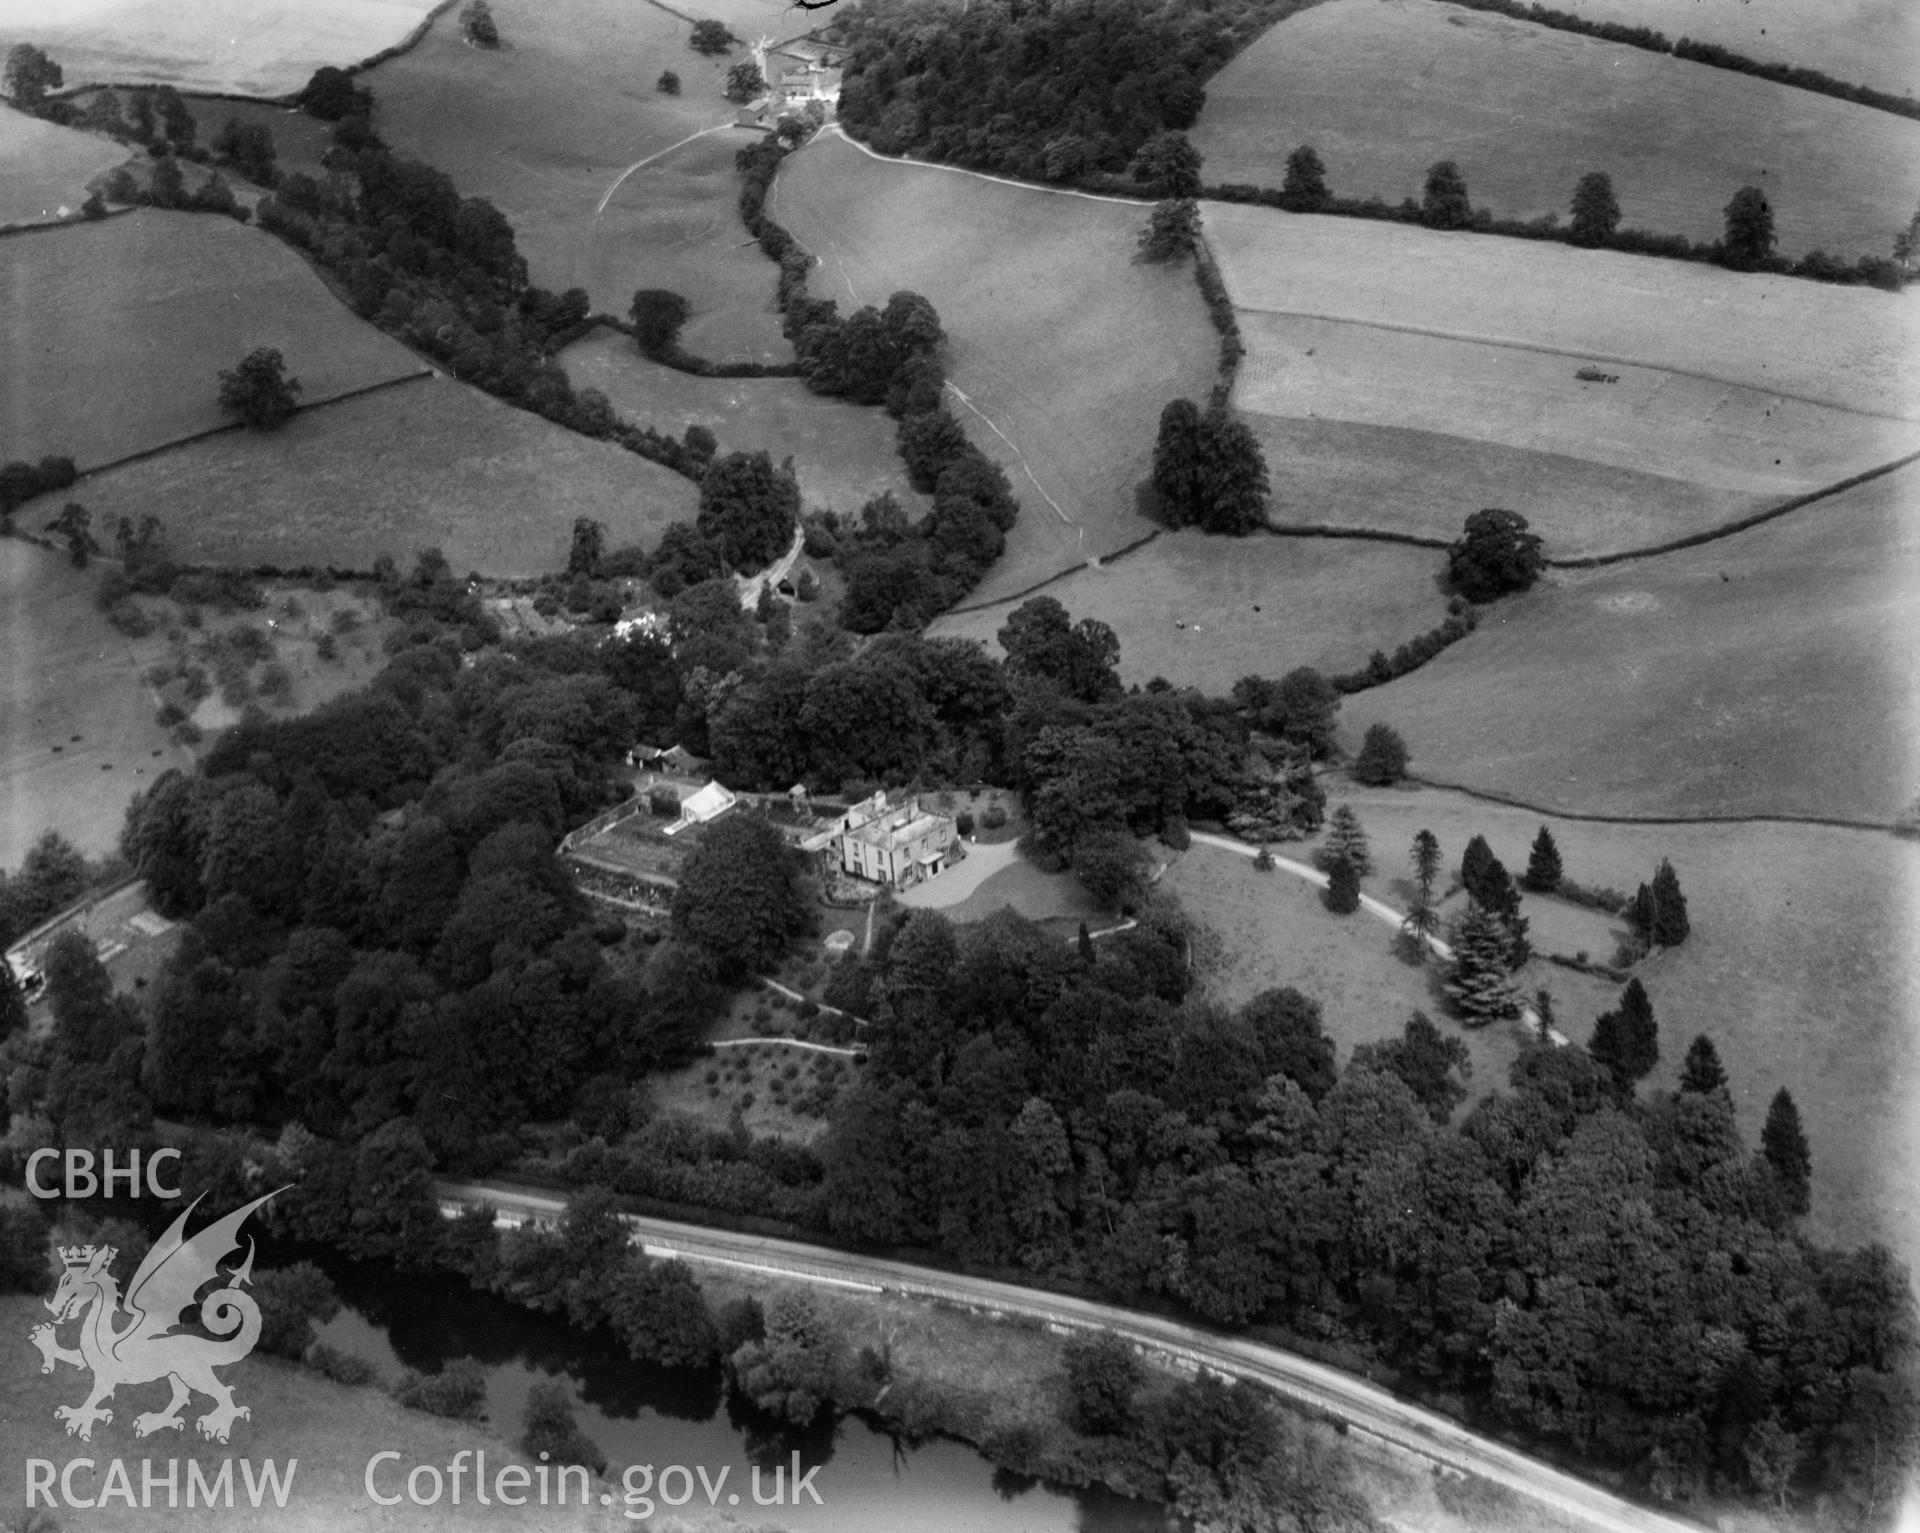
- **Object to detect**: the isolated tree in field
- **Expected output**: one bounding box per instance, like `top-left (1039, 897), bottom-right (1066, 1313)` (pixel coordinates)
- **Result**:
top-left (1325, 855), bottom-right (1361, 915)
top-left (1281, 145), bottom-right (1329, 212)
top-left (1411, 829), bottom-right (1441, 899)
top-left (1138, 197), bottom-right (1200, 261)
top-left (1353, 722), bottom-right (1409, 785)
top-left (1062, 1331), bottom-right (1143, 1435)
top-left (689, 19), bottom-right (735, 55)
top-left (1401, 828), bottom-right (1442, 953)
top-left (1649, 857), bottom-right (1689, 946)
top-left (1680, 1033), bottom-right (1727, 1094)
top-left (4, 44), bottom-right (63, 108)
top-left (1522, 825), bottom-right (1562, 892)
top-left (1568, 171), bottom-right (1621, 246)
top-left (1129, 130), bottom-right (1202, 197)
top-left (218, 347), bottom-right (302, 430)
top-left (1761, 1087), bottom-right (1811, 1216)
top-left (671, 814), bottom-right (811, 979)
top-left (657, 70), bottom-right (681, 95)
top-left (1318, 803), bottom-right (1371, 876)
top-left (1589, 977), bottom-right (1658, 1091)
top-left (725, 62), bottom-right (766, 103)
top-left (1421, 159), bottom-right (1473, 230)
top-left (460, 0), bottom-right (501, 46)
top-left (1445, 904), bottom-right (1521, 1024)
top-left (1721, 185), bottom-right (1776, 269)
top-left (630, 288), bottom-right (692, 355)
top-left (1447, 508), bottom-right (1544, 601)
top-left (300, 66), bottom-right (359, 120)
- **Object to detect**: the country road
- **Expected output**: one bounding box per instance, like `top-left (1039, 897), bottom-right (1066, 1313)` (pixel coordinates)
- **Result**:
top-left (438, 1180), bottom-right (1702, 1533)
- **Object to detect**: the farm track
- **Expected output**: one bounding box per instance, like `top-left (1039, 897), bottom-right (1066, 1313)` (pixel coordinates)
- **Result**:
top-left (594, 120), bottom-right (739, 215)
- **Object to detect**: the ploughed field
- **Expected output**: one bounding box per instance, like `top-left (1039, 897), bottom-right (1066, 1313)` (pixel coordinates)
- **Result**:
top-left (559, 329), bottom-right (927, 521)
top-left (69, 375), bottom-right (699, 578)
top-left (1341, 465), bottom-right (1920, 824)
top-left (1202, 203), bottom-right (1920, 552)
top-left (3, 0), bottom-right (439, 97)
top-left (773, 131), bottom-right (1220, 602)
top-left (0, 209), bottom-right (424, 469)
top-left (1194, 0), bottom-right (1920, 261)
top-left (0, 106), bottom-right (127, 226)
top-left (931, 531), bottom-right (1449, 695)
top-left (361, 0), bottom-right (787, 357)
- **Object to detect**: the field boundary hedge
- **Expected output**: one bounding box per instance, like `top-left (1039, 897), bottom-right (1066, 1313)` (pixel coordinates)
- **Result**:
top-left (1430, 0), bottom-right (1920, 124)
top-left (1259, 523), bottom-right (1450, 551)
top-left (590, 312), bottom-right (804, 379)
top-left (1546, 447), bottom-right (1920, 568)
top-left (0, 205), bottom-right (138, 241)
top-left (942, 529), bottom-right (1164, 616)
top-left (1403, 771), bottom-right (1899, 833)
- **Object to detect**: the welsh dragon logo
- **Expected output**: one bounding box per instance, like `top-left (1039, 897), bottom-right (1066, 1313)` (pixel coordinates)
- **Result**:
top-left (28, 1189), bottom-right (283, 1443)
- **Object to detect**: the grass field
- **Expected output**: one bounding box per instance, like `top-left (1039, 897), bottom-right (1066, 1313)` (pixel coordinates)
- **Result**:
top-left (184, 95), bottom-right (340, 182)
top-left (8, 0), bottom-right (438, 97)
top-left (932, 530), bottom-right (1449, 693)
top-left (1318, 780), bottom-right (1920, 1276)
top-left (775, 132), bottom-right (1220, 602)
top-left (1341, 462), bottom-right (1920, 824)
top-left (0, 209), bottom-right (423, 469)
top-left (1547, 0), bottom-right (1920, 101)
top-left (561, 328), bottom-right (925, 518)
top-left (0, 1294), bottom-right (612, 1530)
top-left (0, 104), bottom-right (128, 225)
top-left (1204, 202), bottom-right (1920, 418)
top-left (1194, 0), bottom-right (1920, 260)
top-left (362, 0), bottom-right (787, 356)
top-left (1249, 416), bottom-right (1768, 555)
top-left (71, 375), bottom-right (700, 577)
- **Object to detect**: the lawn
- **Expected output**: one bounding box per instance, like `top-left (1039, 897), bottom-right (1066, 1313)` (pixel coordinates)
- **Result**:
top-left (774, 132), bottom-right (1220, 602)
top-left (939, 855), bottom-right (1105, 928)
top-left (1315, 780), bottom-right (1920, 1278)
top-left (4, 0), bottom-right (438, 98)
top-left (361, 0), bottom-right (786, 356)
top-left (1341, 462), bottom-right (1920, 824)
top-left (1193, 0), bottom-right (1920, 260)
top-left (1203, 201), bottom-right (1920, 420)
top-left (0, 1295), bottom-right (612, 1531)
top-left (0, 209), bottom-right (424, 470)
top-left (71, 374), bottom-right (699, 577)
top-left (0, 539), bottom-right (183, 869)
top-left (932, 529), bottom-right (1449, 694)
top-left (1544, 0), bottom-right (1920, 102)
top-left (560, 329), bottom-right (926, 518)
top-left (182, 95), bottom-right (341, 182)
top-left (0, 104), bottom-right (128, 225)
top-left (1248, 416), bottom-right (1770, 557)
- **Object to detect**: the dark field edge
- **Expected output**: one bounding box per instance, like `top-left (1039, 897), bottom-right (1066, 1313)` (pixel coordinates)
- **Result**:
top-left (0, 204), bottom-right (138, 241)
top-left (589, 313), bottom-right (804, 379)
top-left (942, 529), bottom-right (1165, 617)
top-left (1429, 0), bottom-right (1920, 124)
top-left (1546, 448), bottom-right (1920, 568)
top-left (1403, 771), bottom-right (1899, 834)
top-left (1259, 523), bottom-right (1450, 551)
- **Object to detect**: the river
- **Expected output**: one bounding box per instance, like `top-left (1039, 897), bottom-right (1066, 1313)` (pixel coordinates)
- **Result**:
top-left (310, 1251), bottom-right (1171, 1533)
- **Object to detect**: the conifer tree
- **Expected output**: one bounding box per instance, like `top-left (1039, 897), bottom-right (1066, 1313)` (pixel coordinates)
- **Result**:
top-left (1629, 881), bottom-right (1656, 947)
top-left (1534, 987), bottom-right (1556, 1044)
top-left (1761, 1087), bottom-right (1811, 1216)
top-left (1411, 829), bottom-right (1441, 900)
top-left (1680, 1033), bottom-right (1727, 1094)
top-left (1281, 144), bottom-right (1329, 212)
top-left (1650, 858), bottom-right (1689, 946)
top-left (1589, 977), bottom-right (1658, 1091)
top-left (1318, 803), bottom-right (1371, 877)
top-left (1444, 904), bottom-right (1521, 1024)
top-left (1523, 825), bottom-right (1563, 892)
top-left (1325, 856), bottom-right (1360, 915)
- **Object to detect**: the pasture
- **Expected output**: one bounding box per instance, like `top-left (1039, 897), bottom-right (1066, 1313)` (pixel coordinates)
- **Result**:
top-left (1321, 781), bottom-right (1920, 1275)
top-left (0, 105), bottom-right (126, 225)
top-left (6, 0), bottom-right (438, 97)
top-left (0, 540), bottom-right (182, 869)
top-left (1342, 463), bottom-right (1920, 824)
top-left (775, 131), bottom-right (1220, 602)
top-left (932, 530), bottom-right (1449, 694)
top-left (1204, 202), bottom-right (1920, 419)
top-left (0, 210), bottom-right (423, 469)
top-left (363, 0), bottom-right (786, 356)
top-left (71, 375), bottom-right (700, 577)
top-left (1249, 416), bottom-right (1767, 556)
top-left (1547, 0), bottom-right (1920, 102)
top-left (1194, 0), bottom-right (1920, 260)
top-left (561, 328), bottom-right (925, 517)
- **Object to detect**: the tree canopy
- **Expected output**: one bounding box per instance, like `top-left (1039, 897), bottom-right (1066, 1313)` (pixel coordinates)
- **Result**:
top-left (670, 814), bottom-right (812, 979)
top-left (1447, 508), bottom-right (1545, 601)
top-left (217, 348), bottom-right (303, 430)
